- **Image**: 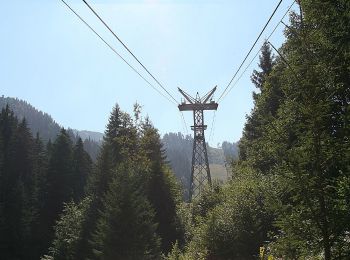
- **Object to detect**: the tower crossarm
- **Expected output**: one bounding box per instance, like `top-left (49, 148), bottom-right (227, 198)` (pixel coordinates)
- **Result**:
top-left (178, 103), bottom-right (218, 111)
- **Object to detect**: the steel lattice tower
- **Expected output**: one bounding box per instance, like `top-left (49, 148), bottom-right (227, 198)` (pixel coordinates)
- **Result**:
top-left (178, 87), bottom-right (218, 200)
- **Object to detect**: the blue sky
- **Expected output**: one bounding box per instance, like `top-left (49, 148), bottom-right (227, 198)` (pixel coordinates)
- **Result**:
top-left (0, 0), bottom-right (296, 146)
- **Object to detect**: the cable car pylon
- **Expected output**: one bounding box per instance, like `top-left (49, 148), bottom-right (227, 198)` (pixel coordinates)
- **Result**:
top-left (178, 86), bottom-right (218, 201)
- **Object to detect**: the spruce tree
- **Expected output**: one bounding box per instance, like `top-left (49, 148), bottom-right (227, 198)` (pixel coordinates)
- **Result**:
top-left (12, 119), bottom-right (39, 259)
top-left (87, 103), bottom-right (137, 198)
top-left (32, 133), bottom-right (50, 259)
top-left (43, 128), bottom-right (74, 247)
top-left (80, 103), bottom-right (139, 259)
top-left (72, 137), bottom-right (92, 202)
top-left (140, 118), bottom-right (182, 253)
top-left (91, 162), bottom-right (161, 260)
top-left (251, 41), bottom-right (275, 93)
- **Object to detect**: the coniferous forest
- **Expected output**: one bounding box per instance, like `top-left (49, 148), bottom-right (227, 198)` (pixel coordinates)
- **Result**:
top-left (1, 1), bottom-right (350, 259)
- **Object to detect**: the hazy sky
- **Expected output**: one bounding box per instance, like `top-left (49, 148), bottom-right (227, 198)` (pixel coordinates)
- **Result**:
top-left (0, 0), bottom-right (296, 146)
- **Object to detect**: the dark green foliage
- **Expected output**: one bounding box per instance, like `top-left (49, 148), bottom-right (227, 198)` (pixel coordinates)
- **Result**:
top-left (0, 96), bottom-right (101, 161)
top-left (141, 120), bottom-right (183, 253)
top-left (239, 40), bottom-right (280, 166)
top-left (42, 129), bottom-right (93, 253)
top-left (0, 107), bottom-right (49, 259)
top-left (44, 129), bottom-right (74, 233)
top-left (251, 41), bottom-right (275, 92)
top-left (91, 163), bottom-right (161, 260)
top-left (31, 133), bottom-right (50, 257)
top-left (67, 104), bottom-right (184, 259)
top-left (72, 138), bottom-right (92, 201)
top-left (0, 114), bottom-right (93, 259)
top-left (1, 118), bottom-right (35, 259)
top-left (0, 100), bottom-right (236, 259)
top-left (76, 105), bottom-right (131, 259)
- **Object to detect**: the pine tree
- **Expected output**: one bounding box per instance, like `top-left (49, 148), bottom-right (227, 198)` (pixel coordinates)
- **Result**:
top-left (87, 103), bottom-right (137, 198)
top-left (32, 133), bottom-right (50, 259)
top-left (72, 137), bottom-right (92, 202)
top-left (91, 162), bottom-right (161, 260)
top-left (13, 119), bottom-right (39, 259)
top-left (80, 103), bottom-right (139, 259)
top-left (43, 128), bottom-right (74, 247)
top-left (140, 118), bottom-right (183, 253)
top-left (251, 41), bottom-right (275, 92)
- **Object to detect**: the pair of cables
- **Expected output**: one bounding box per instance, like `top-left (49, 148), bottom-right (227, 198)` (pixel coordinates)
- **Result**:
top-left (61, 0), bottom-right (189, 134)
top-left (61, 0), bottom-right (295, 141)
top-left (208, 0), bottom-right (296, 141)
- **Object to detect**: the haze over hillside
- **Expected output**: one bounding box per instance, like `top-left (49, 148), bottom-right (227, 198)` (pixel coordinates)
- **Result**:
top-left (0, 96), bottom-right (102, 161)
top-left (0, 96), bottom-right (103, 143)
top-left (1, 95), bottom-right (238, 194)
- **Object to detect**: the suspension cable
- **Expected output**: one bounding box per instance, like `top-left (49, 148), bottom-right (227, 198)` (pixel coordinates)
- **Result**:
top-left (82, 0), bottom-right (179, 105)
top-left (61, 0), bottom-right (178, 106)
top-left (217, 0), bottom-right (284, 102)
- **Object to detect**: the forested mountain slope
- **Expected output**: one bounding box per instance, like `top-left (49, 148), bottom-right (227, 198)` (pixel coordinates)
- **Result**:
top-left (0, 96), bottom-right (61, 142)
top-left (0, 96), bottom-right (101, 160)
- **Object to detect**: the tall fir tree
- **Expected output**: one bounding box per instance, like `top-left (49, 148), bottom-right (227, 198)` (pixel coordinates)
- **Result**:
top-left (251, 41), bottom-right (275, 93)
top-left (140, 118), bottom-right (183, 253)
top-left (91, 162), bottom-right (161, 260)
top-left (80, 104), bottom-right (139, 259)
top-left (72, 137), bottom-right (92, 202)
top-left (43, 128), bottom-right (74, 248)
top-left (32, 133), bottom-right (50, 259)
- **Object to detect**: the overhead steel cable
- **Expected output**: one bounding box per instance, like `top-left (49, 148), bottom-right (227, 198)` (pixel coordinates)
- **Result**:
top-left (219, 0), bottom-right (295, 101)
top-left (61, 0), bottom-right (177, 106)
top-left (82, 0), bottom-right (179, 105)
top-left (209, 111), bottom-right (216, 142)
top-left (213, 1), bottom-right (295, 143)
top-left (217, 0), bottom-right (284, 102)
top-left (180, 112), bottom-right (189, 136)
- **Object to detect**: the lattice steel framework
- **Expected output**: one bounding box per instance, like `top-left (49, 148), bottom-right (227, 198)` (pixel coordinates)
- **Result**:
top-left (178, 87), bottom-right (218, 200)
